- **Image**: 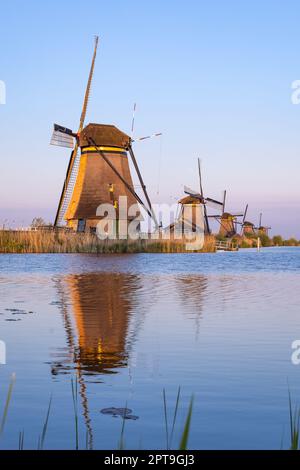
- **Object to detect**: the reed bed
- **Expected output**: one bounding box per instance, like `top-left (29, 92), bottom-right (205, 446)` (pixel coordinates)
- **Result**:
top-left (0, 230), bottom-right (216, 254)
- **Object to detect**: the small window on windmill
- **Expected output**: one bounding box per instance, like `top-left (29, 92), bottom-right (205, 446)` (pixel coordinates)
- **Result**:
top-left (108, 184), bottom-right (114, 193)
top-left (113, 200), bottom-right (118, 209)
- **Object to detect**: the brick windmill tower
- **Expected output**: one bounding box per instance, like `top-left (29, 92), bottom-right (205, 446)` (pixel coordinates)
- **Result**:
top-left (51, 37), bottom-right (158, 234)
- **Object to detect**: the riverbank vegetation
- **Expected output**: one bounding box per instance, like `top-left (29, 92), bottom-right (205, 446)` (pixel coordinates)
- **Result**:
top-left (240, 233), bottom-right (300, 248)
top-left (215, 233), bottom-right (300, 249)
top-left (0, 230), bottom-right (216, 254)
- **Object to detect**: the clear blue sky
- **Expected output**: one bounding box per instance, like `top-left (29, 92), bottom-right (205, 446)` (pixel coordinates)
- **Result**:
top-left (0, 0), bottom-right (300, 237)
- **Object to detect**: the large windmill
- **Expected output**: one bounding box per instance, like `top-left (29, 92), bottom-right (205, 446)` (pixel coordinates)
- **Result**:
top-left (51, 37), bottom-right (158, 234)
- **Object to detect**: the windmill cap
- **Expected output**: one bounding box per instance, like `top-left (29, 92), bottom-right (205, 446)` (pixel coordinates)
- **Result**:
top-left (222, 212), bottom-right (234, 219)
top-left (179, 195), bottom-right (204, 205)
top-left (79, 123), bottom-right (130, 149)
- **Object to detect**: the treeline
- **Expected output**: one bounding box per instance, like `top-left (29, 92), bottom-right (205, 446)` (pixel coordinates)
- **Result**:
top-left (242, 233), bottom-right (300, 248)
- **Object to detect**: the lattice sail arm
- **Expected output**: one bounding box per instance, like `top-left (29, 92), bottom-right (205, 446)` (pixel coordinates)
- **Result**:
top-left (55, 147), bottom-right (81, 227)
top-left (50, 124), bottom-right (75, 148)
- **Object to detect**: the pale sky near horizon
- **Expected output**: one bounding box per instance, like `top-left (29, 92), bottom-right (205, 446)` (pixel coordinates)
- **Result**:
top-left (0, 0), bottom-right (300, 237)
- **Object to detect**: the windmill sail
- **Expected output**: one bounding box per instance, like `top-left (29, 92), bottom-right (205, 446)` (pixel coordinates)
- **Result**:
top-left (50, 124), bottom-right (75, 148)
top-left (205, 197), bottom-right (224, 211)
top-left (184, 185), bottom-right (201, 198)
top-left (55, 148), bottom-right (81, 227)
top-left (54, 36), bottom-right (99, 227)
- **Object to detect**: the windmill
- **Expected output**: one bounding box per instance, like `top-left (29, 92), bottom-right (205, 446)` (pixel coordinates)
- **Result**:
top-left (257, 212), bottom-right (271, 236)
top-left (215, 201), bottom-right (248, 238)
top-left (174, 159), bottom-right (224, 235)
top-left (242, 220), bottom-right (256, 236)
top-left (51, 37), bottom-right (159, 234)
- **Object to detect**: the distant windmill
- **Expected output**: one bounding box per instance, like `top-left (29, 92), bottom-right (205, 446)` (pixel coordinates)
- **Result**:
top-left (175, 159), bottom-right (224, 234)
top-left (242, 220), bottom-right (256, 236)
top-left (257, 212), bottom-right (271, 236)
top-left (214, 202), bottom-right (248, 238)
top-left (183, 190), bottom-right (224, 235)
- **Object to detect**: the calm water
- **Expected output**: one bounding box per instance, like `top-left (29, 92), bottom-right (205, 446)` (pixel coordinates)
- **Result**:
top-left (0, 247), bottom-right (300, 449)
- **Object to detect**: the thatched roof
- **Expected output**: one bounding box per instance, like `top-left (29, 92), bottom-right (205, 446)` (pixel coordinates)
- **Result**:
top-left (179, 195), bottom-right (204, 205)
top-left (221, 212), bottom-right (235, 220)
top-left (79, 123), bottom-right (130, 148)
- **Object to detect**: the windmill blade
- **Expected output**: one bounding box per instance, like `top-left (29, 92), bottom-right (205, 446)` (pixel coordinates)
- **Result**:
top-left (198, 158), bottom-right (210, 233)
top-left (54, 144), bottom-right (81, 227)
top-left (205, 197), bottom-right (224, 211)
top-left (54, 36), bottom-right (99, 227)
top-left (184, 185), bottom-right (201, 198)
top-left (131, 102), bottom-right (136, 138)
top-left (78, 35), bottom-right (99, 132)
top-left (238, 204), bottom-right (249, 232)
top-left (50, 124), bottom-right (75, 148)
top-left (242, 204), bottom-right (249, 224)
top-left (198, 158), bottom-right (204, 198)
top-left (133, 132), bottom-right (162, 142)
top-left (222, 190), bottom-right (227, 214)
top-left (53, 124), bottom-right (74, 135)
top-left (206, 197), bottom-right (223, 206)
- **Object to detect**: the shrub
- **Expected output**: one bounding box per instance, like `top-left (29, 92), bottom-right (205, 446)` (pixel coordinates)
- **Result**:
top-left (272, 235), bottom-right (283, 246)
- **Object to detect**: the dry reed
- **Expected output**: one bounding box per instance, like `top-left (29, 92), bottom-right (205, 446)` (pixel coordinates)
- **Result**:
top-left (0, 230), bottom-right (216, 254)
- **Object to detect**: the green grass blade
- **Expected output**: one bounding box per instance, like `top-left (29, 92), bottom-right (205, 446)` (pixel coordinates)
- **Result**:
top-left (170, 386), bottom-right (181, 449)
top-left (288, 387), bottom-right (300, 450)
top-left (19, 430), bottom-right (24, 450)
top-left (179, 395), bottom-right (194, 451)
top-left (0, 373), bottom-right (16, 436)
top-left (163, 389), bottom-right (169, 450)
top-left (40, 395), bottom-right (52, 450)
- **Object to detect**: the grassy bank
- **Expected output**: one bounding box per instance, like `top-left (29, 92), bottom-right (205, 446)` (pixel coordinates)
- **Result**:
top-left (0, 230), bottom-right (216, 254)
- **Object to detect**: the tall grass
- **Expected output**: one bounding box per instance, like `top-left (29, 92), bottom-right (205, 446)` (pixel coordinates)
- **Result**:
top-left (179, 396), bottom-right (194, 451)
top-left (0, 230), bottom-right (216, 254)
top-left (162, 387), bottom-right (194, 451)
top-left (38, 396), bottom-right (52, 450)
top-left (288, 389), bottom-right (300, 450)
top-left (170, 387), bottom-right (181, 449)
top-left (18, 430), bottom-right (24, 450)
top-left (0, 373), bottom-right (16, 437)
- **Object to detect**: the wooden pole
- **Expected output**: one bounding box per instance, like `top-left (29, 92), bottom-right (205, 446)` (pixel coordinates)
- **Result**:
top-left (198, 158), bottom-right (210, 234)
top-left (54, 36), bottom-right (99, 227)
top-left (128, 144), bottom-right (159, 229)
